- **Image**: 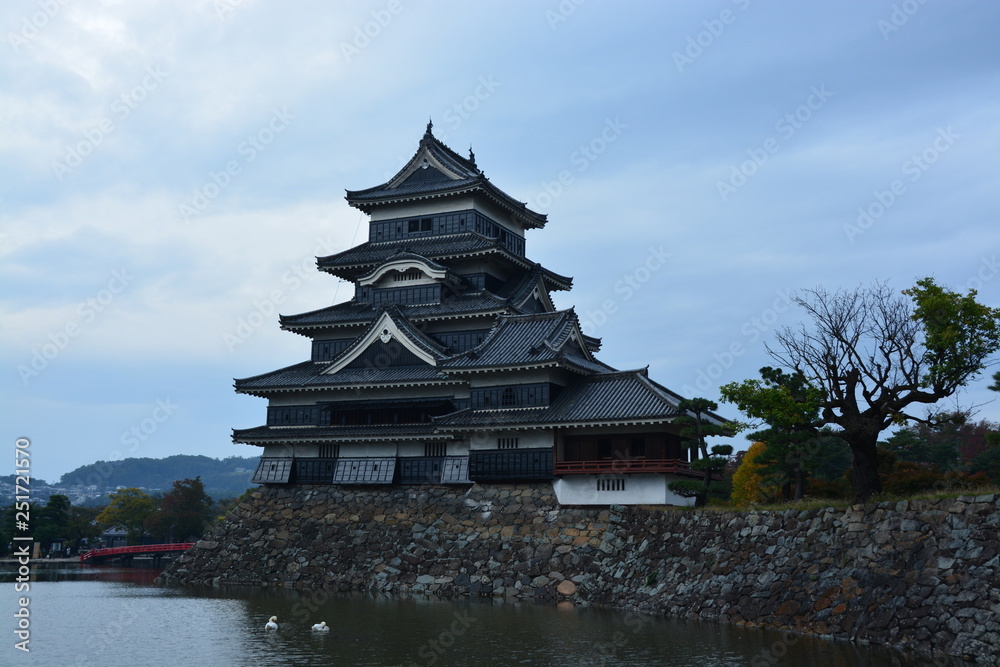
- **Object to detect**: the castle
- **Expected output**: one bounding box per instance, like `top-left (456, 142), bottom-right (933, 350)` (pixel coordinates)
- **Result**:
top-left (234, 122), bottom-right (719, 505)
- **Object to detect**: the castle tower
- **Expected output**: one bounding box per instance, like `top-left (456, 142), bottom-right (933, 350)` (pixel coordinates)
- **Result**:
top-left (234, 123), bottom-right (718, 505)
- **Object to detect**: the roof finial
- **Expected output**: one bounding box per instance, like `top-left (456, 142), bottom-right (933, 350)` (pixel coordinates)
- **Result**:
top-left (425, 118), bottom-right (433, 137)
top-left (468, 145), bottom-right (477, 167)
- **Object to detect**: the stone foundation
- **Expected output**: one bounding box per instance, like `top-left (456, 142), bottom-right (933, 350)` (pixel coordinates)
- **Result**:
top-left (157, 484), bottom-right (1000, 663)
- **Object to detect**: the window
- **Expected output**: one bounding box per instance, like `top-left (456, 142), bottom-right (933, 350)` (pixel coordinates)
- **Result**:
top-left (597, 477), bottom-right (626, 492)
top-left (407, 218), bottom-right (433, 233)
top-left (501, 387), bottom-right (519, 408)
top-left (319, 444), bottom-right (339, 459)
top-left (498, 437), bottom-right (519, 450)
top-left (425, 442), bottom-right (447, 457)
top-left (394, 269), bottom-right (422, 282)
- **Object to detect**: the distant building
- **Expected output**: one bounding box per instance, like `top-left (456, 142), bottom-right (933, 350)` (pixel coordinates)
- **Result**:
top-left (234, 123), bottom-right (722, 505)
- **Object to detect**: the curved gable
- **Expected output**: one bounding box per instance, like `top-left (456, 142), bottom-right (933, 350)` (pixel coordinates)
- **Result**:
top-left (357, 255), bottom-right (451, 287)
top-left (323, 310), bottom-right (441, 374)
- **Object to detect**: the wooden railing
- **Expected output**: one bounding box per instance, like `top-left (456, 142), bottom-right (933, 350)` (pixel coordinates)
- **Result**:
top-left (80, 543), bottom-right (195, 562)
top-left (554, 458), bottom-right (691, 475)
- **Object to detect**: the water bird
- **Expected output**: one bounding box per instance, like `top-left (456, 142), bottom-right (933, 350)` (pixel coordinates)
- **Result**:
top-left (311, 621), bottom-right (329, 632)
top-left (265, 616), bottom-right (278, 631)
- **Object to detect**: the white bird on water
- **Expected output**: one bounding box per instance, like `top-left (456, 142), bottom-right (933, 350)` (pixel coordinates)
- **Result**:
top-left (311, 621), bottom-right (329, 632)
top-left (265, 616), bottom-right (278, 631)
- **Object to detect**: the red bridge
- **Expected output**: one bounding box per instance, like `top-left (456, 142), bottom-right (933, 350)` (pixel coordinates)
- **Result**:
top-left (80, 543), bottom-right (195, 563)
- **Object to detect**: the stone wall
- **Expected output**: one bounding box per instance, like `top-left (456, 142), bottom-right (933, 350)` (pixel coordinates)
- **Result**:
top-left (157, 484), bottom-right (1000, 663)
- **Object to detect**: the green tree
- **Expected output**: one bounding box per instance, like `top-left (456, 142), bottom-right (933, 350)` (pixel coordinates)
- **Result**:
top-left (145, 477), bottom-right (215, 542)
top-left (96, 488), bottom-right (156, 545)
top-left (674, 397), bottom-right (731, 458)
top-left (761, 278), bottom-right (1000, 501)
top-left (35, 494), bottom-right (72, 553)
top-left (720, 367), bottom-right (826, 500)
top-left (968, 374), bottom-right (1000, 480)
top-left (667, 398), bottom-right (735, 506)
top-left (668, 444), bottom-right (734, 507)
top-left (880, 417), bottom-right (988, 470)
top-left (65, 506), bottom-right (103, 553)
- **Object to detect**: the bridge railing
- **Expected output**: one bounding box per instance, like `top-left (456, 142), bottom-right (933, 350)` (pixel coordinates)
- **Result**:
top-left (80, 542), bottom-right (195, 562)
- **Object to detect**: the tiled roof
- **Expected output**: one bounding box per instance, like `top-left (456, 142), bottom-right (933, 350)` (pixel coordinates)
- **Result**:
top-left (233, 423), bottom-right (444, 444)
top-left (316, 232), bottom-right (518, 276)
top-left (439, 309), bottom-right (606, 372)
top-left (345, 124), bottom-right (546, 229)
top-left (234, 360), bottom-right (455, 395)
top-left (280, 293), bottom-right (512, 331)
top-left (434, 369), bottom-right (686, 428)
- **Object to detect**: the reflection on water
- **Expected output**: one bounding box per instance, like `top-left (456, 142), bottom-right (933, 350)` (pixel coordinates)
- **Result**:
top-left (0, 564), bottom-right (955, 667)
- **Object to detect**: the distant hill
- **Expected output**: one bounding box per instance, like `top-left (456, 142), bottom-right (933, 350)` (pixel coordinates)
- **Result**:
top-left (59, 454), bottom-right (260, 500)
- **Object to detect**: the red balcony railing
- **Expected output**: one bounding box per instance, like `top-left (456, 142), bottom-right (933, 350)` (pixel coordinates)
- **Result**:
top-left (80, 543), bottom-right (195, 562)
top-left (554, 458), bottom-right (693, 475)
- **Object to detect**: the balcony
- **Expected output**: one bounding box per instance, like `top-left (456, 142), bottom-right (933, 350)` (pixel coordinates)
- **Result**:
top-left (554, 458), bottom-right (699, 477)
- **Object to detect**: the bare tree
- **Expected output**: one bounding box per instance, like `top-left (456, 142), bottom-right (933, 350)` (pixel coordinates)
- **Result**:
top-left (767, 279), bottom-right (1000, 501)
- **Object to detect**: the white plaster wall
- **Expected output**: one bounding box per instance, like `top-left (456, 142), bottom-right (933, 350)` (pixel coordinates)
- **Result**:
top-left (466, 429), bottom-right (552, 450)
top-left (552, 475), bottom-right (695, 507)
top-left (292, 444), bottom-right (320, 458)
top-left (370, 197), bottom-right (476, 220)
top-left (447, 440), bottom-right (470, 455)
top-left (338, 443), bottom-right (398, 457)
top-left (262, 444), bottom-right (294, 458)
top-left (396, 443), bottom-right (424, 457)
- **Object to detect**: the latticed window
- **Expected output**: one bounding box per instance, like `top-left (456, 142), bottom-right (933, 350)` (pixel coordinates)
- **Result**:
top-left (424, 442), bottom-right (446, 457)
top-left (597, 477), bottom-right (626, 492)
top-left (394, 269), bottom-right (423, 282)
top-left (498, 437), bottom-right (519, 450)
top-left (501, 387), bottom-right (519, 407)
top-left (319, 444), bottom-right (339, 459)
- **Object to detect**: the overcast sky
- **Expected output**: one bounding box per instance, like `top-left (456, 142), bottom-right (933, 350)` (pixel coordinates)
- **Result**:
top-left (3, 1), bottom-right (998, 483)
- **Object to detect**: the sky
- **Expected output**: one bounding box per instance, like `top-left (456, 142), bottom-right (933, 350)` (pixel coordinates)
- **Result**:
top-left (2, 0), bottom-right (998, 484)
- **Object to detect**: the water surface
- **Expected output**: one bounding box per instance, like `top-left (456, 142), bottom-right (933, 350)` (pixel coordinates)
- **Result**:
top-left (1, 563), bottom-right (943, 666)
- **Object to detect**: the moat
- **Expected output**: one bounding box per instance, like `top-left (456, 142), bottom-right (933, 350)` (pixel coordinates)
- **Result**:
top-left (2, 563), bottom-right (923, 666)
